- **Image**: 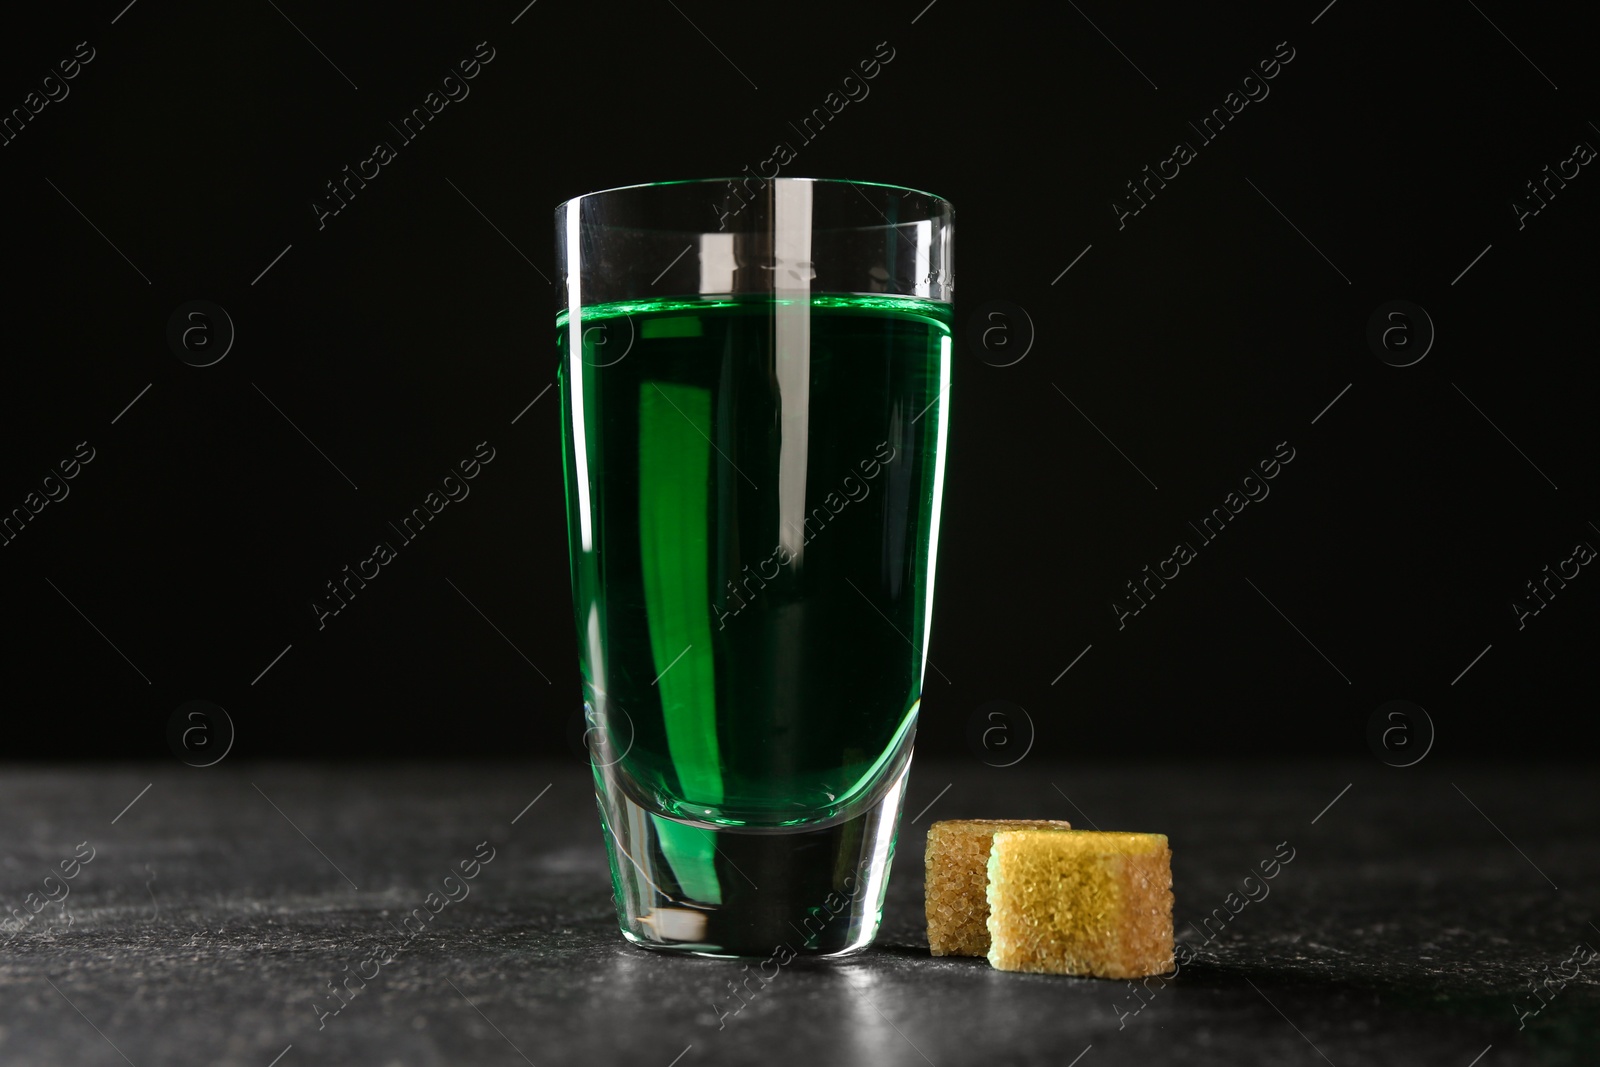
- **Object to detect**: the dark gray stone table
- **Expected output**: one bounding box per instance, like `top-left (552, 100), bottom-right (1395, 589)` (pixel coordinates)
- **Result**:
top-left (2, 758), bottom-right (1596, 1066)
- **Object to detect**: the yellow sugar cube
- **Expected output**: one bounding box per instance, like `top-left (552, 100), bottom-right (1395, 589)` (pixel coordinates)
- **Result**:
top-left (986, 829), bottom-right (1173, 978)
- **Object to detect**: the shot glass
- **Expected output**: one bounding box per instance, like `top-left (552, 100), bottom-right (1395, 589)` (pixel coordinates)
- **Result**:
top-left (556, 177), bottom-right (953, 957)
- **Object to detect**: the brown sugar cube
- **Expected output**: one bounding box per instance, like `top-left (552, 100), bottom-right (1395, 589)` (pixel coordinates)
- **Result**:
top-left (986, 829), bottom-right (1173, 978)
top-left (925, 819), bottom-right (1073, 957)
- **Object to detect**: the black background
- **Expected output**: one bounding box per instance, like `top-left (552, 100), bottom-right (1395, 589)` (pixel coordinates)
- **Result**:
top-left (2, 0), bottom-right (1594, 761)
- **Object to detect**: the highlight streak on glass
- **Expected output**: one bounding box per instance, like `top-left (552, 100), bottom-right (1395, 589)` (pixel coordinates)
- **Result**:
top-left (919, 335), bottom-right (952, 689)
top-left (774, 179), bottom-right (814, 567)
top-left (566, 199), bottom-right (594, 551)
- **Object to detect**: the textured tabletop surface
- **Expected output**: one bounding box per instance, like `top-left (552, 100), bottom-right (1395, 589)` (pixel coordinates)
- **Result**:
top-left (1, 758), bottom-right (1595, 1066)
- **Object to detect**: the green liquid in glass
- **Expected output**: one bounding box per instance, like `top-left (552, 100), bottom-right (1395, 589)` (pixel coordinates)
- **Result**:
top-left (558, 294), bottom-right (950, 827)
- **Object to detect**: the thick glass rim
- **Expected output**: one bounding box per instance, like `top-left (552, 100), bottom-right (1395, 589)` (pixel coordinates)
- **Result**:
top-left (554, 176), bottom-right (953, 215)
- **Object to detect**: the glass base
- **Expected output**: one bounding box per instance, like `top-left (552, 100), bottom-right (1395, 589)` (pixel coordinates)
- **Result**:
top-left (593, 752), bottom-right (911, 958)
